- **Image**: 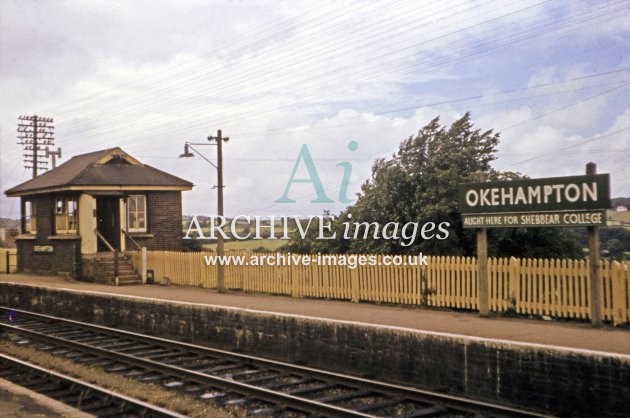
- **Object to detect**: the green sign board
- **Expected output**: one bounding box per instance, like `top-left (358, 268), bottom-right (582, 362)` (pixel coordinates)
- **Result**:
top-left (458, 174), bottom-right (610, 228)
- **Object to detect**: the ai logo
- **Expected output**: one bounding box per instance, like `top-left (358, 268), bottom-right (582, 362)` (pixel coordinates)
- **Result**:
top-left (275, 141), bottom-right (358, 204)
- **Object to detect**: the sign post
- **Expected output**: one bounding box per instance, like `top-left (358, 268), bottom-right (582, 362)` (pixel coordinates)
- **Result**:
top-left (474, 171), bottom-right (489, 317)
top-left (586, 163), bottom-right (602, 327)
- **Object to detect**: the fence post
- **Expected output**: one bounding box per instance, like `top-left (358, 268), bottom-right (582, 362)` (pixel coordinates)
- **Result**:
top-left (141, 247), bottom-right (147, 284)
top-left (351, 268), bottom-right (360, 303)
top-left (290, 266), bottom-right (300, 298)
top-left (508, 257), bottom-right (520, 313)
top-left (5, 250), bottom-right (9, 274)
top-left (113, 249), bottom-right (119, 279)
top-left (610, 261), bottom-right (626, 326)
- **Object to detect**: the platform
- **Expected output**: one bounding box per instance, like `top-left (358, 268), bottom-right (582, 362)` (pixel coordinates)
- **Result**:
top-left (1, 272), bottom-right (628, 355)
top-left (0, 377), bottom-right (92, 418)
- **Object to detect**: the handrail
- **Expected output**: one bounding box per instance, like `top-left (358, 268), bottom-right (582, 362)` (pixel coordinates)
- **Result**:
top-left (95, 230), bottom-right (115, 252)
top-left (122, 228), bottom-right (148, 284)
top-left (95, 229), bottom-right (118, 281)
top-left (122, 229), bottom-right (142, 251)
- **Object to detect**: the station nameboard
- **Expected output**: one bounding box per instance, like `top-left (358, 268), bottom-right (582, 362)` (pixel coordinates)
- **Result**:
top-left (458, 174), bottom-right (610, 228)
top-left (33, 245), bottom-right (54, 253)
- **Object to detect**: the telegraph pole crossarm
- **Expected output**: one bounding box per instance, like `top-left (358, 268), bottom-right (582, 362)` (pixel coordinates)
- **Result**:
top-left (17, 115), bottom-right (56, 178)
top-left (45, 147), bottom-right (62, 169)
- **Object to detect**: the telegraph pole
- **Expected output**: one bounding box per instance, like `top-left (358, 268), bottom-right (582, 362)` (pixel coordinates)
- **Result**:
top-left (180, 130), bottom-right (229, 292)
top-left (208, 129), bottom-right (229, 293)
top-left (17, 115), bottom-right (56, 178)
top-left (33, 116), bottom-right (38, 178)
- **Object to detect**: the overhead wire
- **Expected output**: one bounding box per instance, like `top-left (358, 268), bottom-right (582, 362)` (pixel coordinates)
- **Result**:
top-left (44, 0), bottom-right (576, 142)
top-left (1, 1), bottom-right (626, 179)
top-left (507, 127), bottom-right (630, 166)
top-left (53, 0), bottom-right (628, 144)
top-left (34, 0), bottom-right (369, 117)
top-left (52, 0), bottom-right (479, 136)
top-left (500, 82), bottom-right (630, 132)
top-left (46, 0), bottom-right (419, 121)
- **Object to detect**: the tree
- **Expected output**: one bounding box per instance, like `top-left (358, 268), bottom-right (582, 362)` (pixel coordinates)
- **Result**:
top-left (489, 228), bottom-right (583, 259)
top-left (285, 113), bottom-right (584, 259)
top-left (605, 238), bottom-right (626, 260)
top-left (182, 238), bottom-right (204, 252)
top-left (569, 226), bottom-right (630, 259)
top-left (348, 112), bottom-right (500, 255)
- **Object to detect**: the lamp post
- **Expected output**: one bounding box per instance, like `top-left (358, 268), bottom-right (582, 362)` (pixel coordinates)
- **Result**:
top-left (180, 130), bottom-right (229, 292)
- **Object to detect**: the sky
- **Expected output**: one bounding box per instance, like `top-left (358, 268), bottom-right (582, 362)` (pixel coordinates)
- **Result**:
top-left (1, 0), bottom-right (628, 219)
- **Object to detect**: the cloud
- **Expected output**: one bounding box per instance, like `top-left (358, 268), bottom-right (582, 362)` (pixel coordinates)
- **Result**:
top-left (1, 1), bottom-right (628, 220)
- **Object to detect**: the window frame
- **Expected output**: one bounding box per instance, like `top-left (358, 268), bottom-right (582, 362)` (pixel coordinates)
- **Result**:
top-left (54, 196), bottom-right (78, 234)
top-left (22, 199), bottom-right (37, 234)
top-left (127, 194), bottom-right (147, 233)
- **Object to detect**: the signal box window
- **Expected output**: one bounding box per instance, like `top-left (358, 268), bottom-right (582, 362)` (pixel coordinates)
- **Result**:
top-left (55, 197), bottom-right (78, 234)
top-left (127, 195), bottom-right (147, 232)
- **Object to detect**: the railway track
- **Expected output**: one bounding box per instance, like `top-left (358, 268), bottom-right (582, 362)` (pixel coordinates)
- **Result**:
top-left (0, 352), bottom-right (186, 417)
top-left (1, 307), bottom-right (552, 417)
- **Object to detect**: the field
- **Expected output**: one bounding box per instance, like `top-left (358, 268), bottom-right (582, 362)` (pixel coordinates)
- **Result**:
top-left (607, 210), bottom-right (630, 228)
top-left (183, 218), bottom-right (294, 252)
top-left (201, 238), bottom-right (287, 252)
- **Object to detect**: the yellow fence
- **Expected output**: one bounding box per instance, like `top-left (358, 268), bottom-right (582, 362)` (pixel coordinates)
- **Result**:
top-left (0, 248), bottom-right (18, 274)
top-left (129, 251), bottom-right (630, 325)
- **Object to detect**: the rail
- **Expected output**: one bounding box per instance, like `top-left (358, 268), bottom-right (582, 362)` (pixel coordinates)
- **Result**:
top-left (0, 353), bottom-right (186, 417)
top-left (122, 228), bottom-right (142, 250)
top-left (1, 308), bottom-right (552, 418)
top-left (95, 229), bottom-right (115, 252)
